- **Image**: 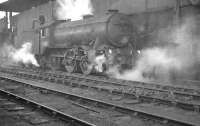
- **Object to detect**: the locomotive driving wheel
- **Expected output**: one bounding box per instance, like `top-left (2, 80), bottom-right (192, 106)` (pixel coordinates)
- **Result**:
top-left (63, 49), bottom-right (76, 73)
top-left (80, 57), bottom-right (93, 75)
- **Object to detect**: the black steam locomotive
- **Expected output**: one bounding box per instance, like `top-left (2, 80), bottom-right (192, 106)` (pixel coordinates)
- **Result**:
top-left (38, 10), bottom-right (134, 74)
top-left (1, 0), bottom-right (199, 80)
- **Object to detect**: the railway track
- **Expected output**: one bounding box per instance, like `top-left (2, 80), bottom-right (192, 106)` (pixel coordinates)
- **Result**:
top-left (6, 66), bottom-right (200, 95)
top-left (0, 88), bottom-right (93, 126)
top-left (6, 66), bottom-right (200, 93)
top-left (0, 67), bottom-right (200, 125)
top-left (0, 94), bottom-right (53, 126)
top-left (0, 74), bottom-right (166, 126)
top-left (1, 67), bottom-right (200, 112)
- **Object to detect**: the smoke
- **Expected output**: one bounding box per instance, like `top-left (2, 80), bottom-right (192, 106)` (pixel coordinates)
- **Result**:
top-left (112, 17), bottom-right (200, 82)
top-left (56, 0), bottom-right (93, 21)
top-left (0, 42), bottom-right (39, 67)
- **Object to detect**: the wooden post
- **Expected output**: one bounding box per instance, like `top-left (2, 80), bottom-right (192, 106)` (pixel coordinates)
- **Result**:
top-left (9, 11), bottom-right (12, 30)
top-left (174, 0), bottom-right (182, 25)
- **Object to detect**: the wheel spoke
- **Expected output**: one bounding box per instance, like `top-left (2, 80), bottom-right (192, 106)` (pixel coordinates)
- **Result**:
top-left (65, 59), bottom-right (76, 73)
top-left (64, 49), bottom-right (76, 73)
top-left (80, 59), bottom-right (92, 75)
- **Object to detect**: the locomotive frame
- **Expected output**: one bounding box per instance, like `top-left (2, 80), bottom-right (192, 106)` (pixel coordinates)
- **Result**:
top-left (37, 11), bottom-right (134, 74)
top-left (0, 0), bottom-right (200, 79)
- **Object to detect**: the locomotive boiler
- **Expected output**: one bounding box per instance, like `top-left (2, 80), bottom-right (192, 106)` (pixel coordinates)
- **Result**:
top-left (39, 11), bottom-right (133, 74)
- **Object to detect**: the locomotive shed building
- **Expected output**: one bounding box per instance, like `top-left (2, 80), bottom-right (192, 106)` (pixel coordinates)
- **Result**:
top-left (0, 0), bottom-right (198, 71)
top-left (0, 0), bottom-right (198, 52)
top-left (0, 0), bottom-right (200, 126)
top-left (0, 0), bottom-right (199, 78)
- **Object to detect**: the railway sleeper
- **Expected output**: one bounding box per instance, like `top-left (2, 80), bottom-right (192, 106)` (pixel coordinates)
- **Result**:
top-left (0, 89), bottom-right (95, 126)
top-left (4, 71), bottom-right (200, 113)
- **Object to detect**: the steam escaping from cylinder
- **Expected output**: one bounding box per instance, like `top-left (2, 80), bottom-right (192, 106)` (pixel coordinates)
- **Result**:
top-left (115, 48), bottom-right (181, 81)
top-left (87, 49), bottom-right (107, 73)
top-left (94, 54), bottom-right (106, 73)
top-left (56, 0), bottom-right (93, 21)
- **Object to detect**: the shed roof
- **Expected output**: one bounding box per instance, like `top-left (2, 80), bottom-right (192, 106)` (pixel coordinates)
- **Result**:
top-left (0, 0), bottom-right (53, 12)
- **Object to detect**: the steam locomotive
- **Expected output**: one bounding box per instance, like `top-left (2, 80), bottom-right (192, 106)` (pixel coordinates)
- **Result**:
top-left (38, 10), bottom-right (134, 74)
top-left (1, 0), bottom-right (200, 79)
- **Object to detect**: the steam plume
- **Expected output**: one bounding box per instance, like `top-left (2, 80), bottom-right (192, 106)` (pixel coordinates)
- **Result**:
top-left (115, 48), bottom-right (181, 81)
top-left (111, 17), bottom-right (200, 82)
top-left (94, 54), bottom-right (106, 72)
top-left (0, 42), bottom-right (39, 67)
top-left (10, 42), bottom-right (39, 67)
top-left (56, 0), bottom-right (93, 21)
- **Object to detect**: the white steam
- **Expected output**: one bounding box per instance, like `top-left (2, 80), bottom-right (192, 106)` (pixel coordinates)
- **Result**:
top-left (94, 54), bottom-right (106, 72)
top-left (10, 43), bottom-right (39, 67)
top-left (112, 17), bottom-right (200, 81)
top-left (56, 0), bottom-right (93, 21)
top-left (0, 42), bottom-right (39, 67)
top-left (116, 48), bottom-right (181, 81)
